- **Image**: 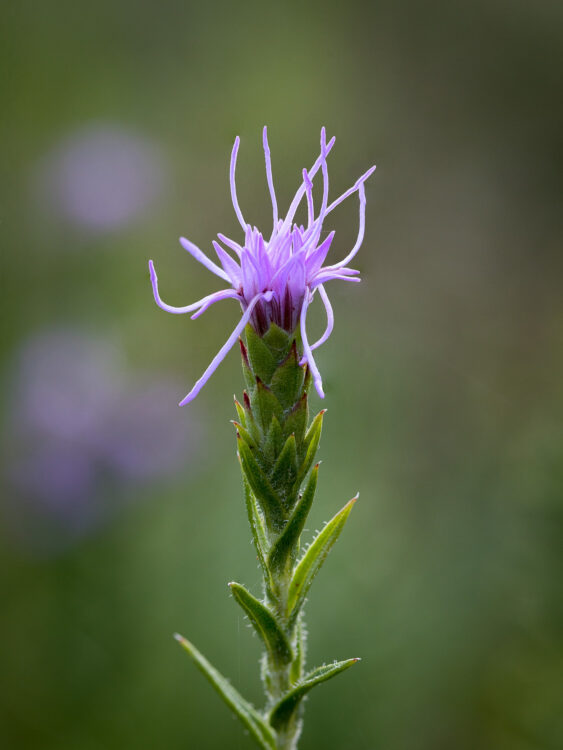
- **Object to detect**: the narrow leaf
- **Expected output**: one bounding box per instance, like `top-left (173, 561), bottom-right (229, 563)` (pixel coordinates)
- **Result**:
top-left (240, 392), bottom-right (262, 446)
top-left (268, 464), bottom-right (319, 574)
top-left (287, 496), bottom-right (357, 624)
top-left (294, 410), bottom-right (325, 490)
top-left (239, 338), bottom-right (256, 391)
top-left (289, 615), bottom-right (307, 685)
top-left (243, 476), bottom-right (271, 586)
top-left (232, 421), bottom-right (258, 450)
top-left (234, 398), bottom-right (247, 427)
top-left (229, 582), bottom-right (293, 666)
top-left (238, 438), bottom-right (285, 530)
top-left (269, 658), bottom-right (360, 730)
top-left (271, 433), bottom-right (298, 496)
top-left (174, 633), bottom-right (276, 750)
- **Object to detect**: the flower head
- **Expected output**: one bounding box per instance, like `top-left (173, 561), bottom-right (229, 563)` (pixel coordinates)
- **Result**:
top-left (149, 127), bottom-right (375, 405)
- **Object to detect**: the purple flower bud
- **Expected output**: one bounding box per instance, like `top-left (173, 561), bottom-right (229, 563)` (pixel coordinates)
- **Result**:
top-left (149, 128), bottom-right (375, 404)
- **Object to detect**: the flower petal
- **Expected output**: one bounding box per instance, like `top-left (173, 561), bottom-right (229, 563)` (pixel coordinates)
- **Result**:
top-left (179, 236), bottom-right (231, 282)
top-left (230, 136), bottom-right (247, 232)
top-left (310, 284), bottom-right (334, 353)
top-left (179, 291), bottom-right (273, 406)
top-left (324, 183), bottom-right (366, 271)
top-left (300, 291), bottom-right (325, 399)
top-left (149, 260), bottom-right (236, 314)
top-left (212, 240), bottom-right (242, 285)
top-left (263, 126), bottom-right (279, 230)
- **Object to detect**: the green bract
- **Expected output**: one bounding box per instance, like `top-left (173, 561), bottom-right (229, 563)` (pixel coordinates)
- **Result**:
top-left (175, 324), bottom-right (359, 749)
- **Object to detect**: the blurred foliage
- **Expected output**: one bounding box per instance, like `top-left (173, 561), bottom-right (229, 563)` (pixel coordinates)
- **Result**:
top-left (1, 1), bottom-right (562, 749)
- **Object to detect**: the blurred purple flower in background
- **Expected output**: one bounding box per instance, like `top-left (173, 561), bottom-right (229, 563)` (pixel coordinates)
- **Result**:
top-left (33, 122), bottom-right (167, 232)
top-left (3, 329), bottom-right (200, 555)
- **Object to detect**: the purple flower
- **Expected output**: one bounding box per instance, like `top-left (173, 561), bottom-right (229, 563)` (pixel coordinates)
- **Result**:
top-left (149, 127), bottom-right (375, 405)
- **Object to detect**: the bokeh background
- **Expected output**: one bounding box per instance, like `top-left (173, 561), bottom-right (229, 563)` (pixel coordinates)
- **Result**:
top-left (1, 1), bottom-right (562, 748)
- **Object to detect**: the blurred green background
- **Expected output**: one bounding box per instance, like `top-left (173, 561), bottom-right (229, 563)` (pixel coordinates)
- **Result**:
top-left (1, 1), bottom-right (562, 748)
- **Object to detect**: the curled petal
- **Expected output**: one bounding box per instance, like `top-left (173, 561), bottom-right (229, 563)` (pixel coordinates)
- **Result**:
top-left (230, 136), bottom-right (247, 232)
top-left (326, 165), bottom-right (376, 215)
top-left (149, 260), bottom-right (238, 315)
top-left (179, 291), bottom-right (273, 406)
top-left (179, 236), bottom-right (230, 282)
top-left (303, 168), bottom-right (314, 227)
top-left (263, 126), bottom-right (279, 230)
top-left (324, 183), bottom-right (366, 271)
top-left (310, 284), bottom-right (334, 353)
top-left (190, 289), bottom-right (241, 319)
top-left (310, 272), bottom-right (361, 288)
top-left (300, 291), bottom-right (325, 399)
top-left (280, 128), bottom-right (336, 233)
top-left (298, 285), bottom-right (334, 366)
top-left (217, 233), bottom-right (243, 257)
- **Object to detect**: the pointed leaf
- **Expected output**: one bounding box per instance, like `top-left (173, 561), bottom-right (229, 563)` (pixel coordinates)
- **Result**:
top-left (269, 658), bottom-right (360, 730)
top-left (268, 464), bottom-right (319, 574)
top-left (232, 421), bottom-right (258, 450)
top-left (289, 615), bottom-right (307, 685)
top-left (239, 339), bottom-right (256, 391)
top-left (175, 634), bottom-right (276, 750)
top-left (271, 433), bottom-right (298, 497)
top-left (240, 392), bottom-right (262, 446)
top-left (238, 438), bottom-right (285, 530)
top-left (234, 398), bottom-right (247, 428)
top-left (243, 477), bottom-right (271, 586)
top-left (287, 496), bottom-right (357, 624)
top-left (294, 410), bottom-right (325, 489)
top-left (229, 582), bottom-right (293, 666)
top-left (245, 324), bottom-right (277, 382)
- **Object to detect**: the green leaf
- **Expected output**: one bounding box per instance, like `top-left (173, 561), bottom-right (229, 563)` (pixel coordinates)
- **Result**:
top-left (263, 416), bottom-right (283, 463)
top-left (175, 633), bottom-right (276, 750)
top-left (262, 322), bottom-right (293, 354)
top-left (239, 339), bottom-right (256, 391)
top-left (228, 582), bottom-right (293, 667)
top-left (238, 438), bottom-right (285, 530)
top-left (294, 409), bottom-right (325, 490)
top-left (270, 341), bottom-right (305, 410)
top-left (271, 433), bottom-right (298, 497)
top-left (287, 496), bottom-right (357, 625)
top-left (289, 615), bottom-right (306, 685)
top-left (232, 421), bottom-right (258, 450)
top-left (253, 378), bottom-right (283, 434)
top-left (240, 393), bottom-right (262, 446)
top-left (268, 464), bottom-right (319, 574)
top-left (282, 393), bottom-right (308, 447)
top-left (245, 325), bottom-right (277, 383)
top-left (269, 658), bottom-right (360, 731)
top-left (234, 398), bottom-right (247, 427)
top-left (243, 477), bottom-right (271, 587)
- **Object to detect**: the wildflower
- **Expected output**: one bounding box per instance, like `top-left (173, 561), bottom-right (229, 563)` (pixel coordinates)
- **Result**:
top-left (149, 127), bottom-right (375, 405)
